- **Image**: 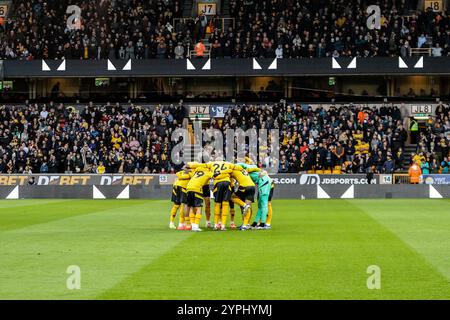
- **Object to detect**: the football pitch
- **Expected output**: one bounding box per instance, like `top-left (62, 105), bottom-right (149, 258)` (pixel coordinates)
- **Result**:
top-left (0, 199), bottom-right (449, 300)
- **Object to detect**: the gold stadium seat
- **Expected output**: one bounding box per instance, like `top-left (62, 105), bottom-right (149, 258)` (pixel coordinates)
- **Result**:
top-left (333, 168), bottom-right (341, 174)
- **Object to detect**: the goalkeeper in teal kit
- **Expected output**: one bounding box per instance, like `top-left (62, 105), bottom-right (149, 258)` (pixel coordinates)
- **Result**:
top-left (236, 161), bottom-right (272, 230)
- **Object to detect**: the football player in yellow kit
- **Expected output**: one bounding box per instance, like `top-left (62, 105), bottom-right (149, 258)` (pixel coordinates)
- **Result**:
top-left (266, 179), bottom-right (275, 228)
top-left (209, 160), bottom-right (235, 230)
top-left (186, 160), bottom-right (235, 231)
top-left (169, 170), bottom-right (192, 229)
top-left (183, 166), bottom-right (213, 231)
top-left (202, 182), bottom-right (212, 228)
top-left (228, 180), bottom-right (238, 229)
top-left (230, 164), bottom-right (254, 228)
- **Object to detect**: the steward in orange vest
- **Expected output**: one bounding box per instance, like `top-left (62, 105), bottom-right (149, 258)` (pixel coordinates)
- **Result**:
top-left (408, 162), bottom-right (422, 184)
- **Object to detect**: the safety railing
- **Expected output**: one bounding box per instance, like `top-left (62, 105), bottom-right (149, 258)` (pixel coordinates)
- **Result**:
top-left (173, 17), bottom-right (235, 35)
top-left (188, 48), bottom-right (211, 59)
top-left (393, 174), bottom-right (410, 184)
top-left (410, 48), bottom-right (432, 56)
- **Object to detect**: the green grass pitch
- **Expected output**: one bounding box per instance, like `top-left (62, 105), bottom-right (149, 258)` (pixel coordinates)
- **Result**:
top-left (0, 199), bottom-right (450, 300)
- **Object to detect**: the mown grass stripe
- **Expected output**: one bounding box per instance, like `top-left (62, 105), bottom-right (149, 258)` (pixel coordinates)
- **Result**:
top-left (352, 199), bottom-right (450, 283)
top-left (1, 200), bottom-right (450, 299)
top-left (0, 199), bottom-right (67, 209)
top-left (0, 200), bottom-right (149, 232)
top-left (0, 200), bottom-right (192, 299)
top-left (99, 200), bottom-right (450, 299)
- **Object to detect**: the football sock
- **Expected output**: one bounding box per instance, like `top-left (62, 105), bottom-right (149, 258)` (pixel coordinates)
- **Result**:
top-left (221, 202), bottom-right (229, 226)
top-left (214, 203), bottom-right (221, 224)
top-left (185, 208), bottom-right (193, 226)
top-left (230, 208), bottom-right (235, 223)
top-left (195, 212), bottom-right (202, 225)
top-left (266, 202), bottom-right (272, 225)
top-left (170, 204), bottom-right (179, 223)
top-left (185, 216), bottom-right (191, 226)
top-left (243, 208), bottom-right (252, 225)
top-left (189, 211), bottom-right (195, 226)
top-left (179, 205), bottom-right (185, 224)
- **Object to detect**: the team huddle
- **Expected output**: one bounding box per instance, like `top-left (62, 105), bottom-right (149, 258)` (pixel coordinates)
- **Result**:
top-left (169, 158), bottom-right (275, 231)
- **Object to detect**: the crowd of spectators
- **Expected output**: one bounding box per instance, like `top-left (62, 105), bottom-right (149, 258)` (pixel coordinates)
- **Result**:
top-left (412, 102), bottom-right (450, 174)
top-left (1, 0), bottom-right (450, 60)
top-left (220, 102), bottom-right (414, 174)
top-left (224, 0), bottom-right (450, 59)
top-left (0, 101), bottom-right (449, 174)
top-left (0, 0), bottom-right (186, 60)
top-left (0, 102), bottom-right (184, 174)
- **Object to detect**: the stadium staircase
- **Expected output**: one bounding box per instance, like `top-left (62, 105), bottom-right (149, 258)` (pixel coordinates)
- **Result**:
top-left (182, 0), bottom-right (194, 17)
top-left (185, 123), bottom-right (203, 162)
top-left (222, 0), bottom-right (230, 17)
top-left (182, 0), bottom-right (235, 57)
top-left (181, 0), bottom-right (212, 58)
top-left (221, 0), bottom-right (234, 30)
top-left (401, 144), bottom-right (417, 169)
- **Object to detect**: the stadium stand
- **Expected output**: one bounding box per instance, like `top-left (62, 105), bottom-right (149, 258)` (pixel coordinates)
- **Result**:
top-left (412, 102), bottom-right (450, 173)
top-left (221, 103), bottom-right (408, 174)
top-left (0, 102), bottom-right (185, 174)
top-left (0, 1), bottom-right (449, 175)
top-left (0, 0), bottom-right (184, 60)
top-left (0, 102), bottom-right (448, 174)
top-left (227, 0), bottom-right (450, 58)
top-left (1, 0), bottom-right (449, 60)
